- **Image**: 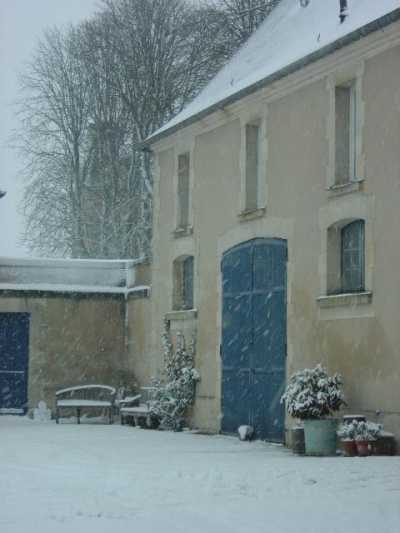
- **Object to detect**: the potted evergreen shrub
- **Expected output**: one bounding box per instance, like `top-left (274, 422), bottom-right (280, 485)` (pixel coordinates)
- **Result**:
top-left (281, 364), bottom-right (346, 456)
top-left (337, 421), bottom-right (357, 456)
top-left (353, 421), bottom-right (381, 456)
top-left (337, 420), bottom-right (381, 457)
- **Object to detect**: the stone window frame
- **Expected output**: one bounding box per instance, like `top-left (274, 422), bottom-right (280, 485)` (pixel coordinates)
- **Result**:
top-left (238, 110), bottom-right (267, 220)
top-left (326, 64), bottom-right (365, 197)
top-left (173, 141), bottom-right (195, 237)
top-left (341, 219), bottom-right (365, 294)
top-left (177, 153), bottom-right (190, 229)
top-left (326, 218), bottom-right (365, 296)
top-left (334, 81), bottom-right (357, 184)
top-left (318, 194), bottom-right (374, 316)
top-left (173, 255), bottom-right (195, 311)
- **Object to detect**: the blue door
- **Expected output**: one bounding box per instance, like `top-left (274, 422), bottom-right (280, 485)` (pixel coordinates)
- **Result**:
top-left (0, 313), bottom-right (30, 414)
top-left (221, 239), bottom-right (287, 441)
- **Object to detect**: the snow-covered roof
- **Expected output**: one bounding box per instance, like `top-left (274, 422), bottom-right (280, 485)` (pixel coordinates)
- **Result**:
top-left (0, 256), bottom-right (149, 296)
top-left (0, 256), bottom-right (142, 269)
top-left (148, 0), bottom-right (400, 145)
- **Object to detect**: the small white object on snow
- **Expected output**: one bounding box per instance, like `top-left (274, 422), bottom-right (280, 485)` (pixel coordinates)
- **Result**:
top-left (238, 425), bottom-right (254, 441)
top-left (33, 401), bottom-right (52, 422)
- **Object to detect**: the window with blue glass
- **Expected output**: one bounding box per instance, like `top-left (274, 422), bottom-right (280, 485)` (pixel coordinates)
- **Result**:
top-left (341, 220), bottom-right (365, 293)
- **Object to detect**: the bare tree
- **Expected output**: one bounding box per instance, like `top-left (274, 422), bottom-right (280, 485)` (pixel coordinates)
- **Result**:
top-left (16, 0), bottom-right (280, 259)
top-left (18, 26), bottom-right (94, 257)
top-left (92, 0), bottom-right (233, 257)
top-left (77, 15), bottom-right (142, 258)
top-left (204, 0), bottom-right (281, 58)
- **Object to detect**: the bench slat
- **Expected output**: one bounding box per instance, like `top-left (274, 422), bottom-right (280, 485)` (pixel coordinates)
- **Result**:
top-left (120, 405), bottom-right (150, 415)
top-left (56, 384), bottom-right (116, 396)
top-left (57, 399), bottom-right (112, 407)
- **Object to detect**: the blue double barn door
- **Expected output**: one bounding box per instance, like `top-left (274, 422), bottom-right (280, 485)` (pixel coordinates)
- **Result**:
top-left (0, 313), bottom-right (30, 414)
top-left (221, 239), bottom-right (287, 441)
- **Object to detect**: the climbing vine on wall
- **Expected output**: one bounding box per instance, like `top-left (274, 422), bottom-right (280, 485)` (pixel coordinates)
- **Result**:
top-left (150, 319), bottom-right (200, 430)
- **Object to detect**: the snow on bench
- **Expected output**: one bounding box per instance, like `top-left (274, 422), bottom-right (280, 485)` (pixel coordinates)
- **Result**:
top-left (122, 405), bottom-right (150, 415)
top-left (57, 400), bottom-right (112, 407)
top-left (55, 384), bottom-right (116, 424)
top-left (120, 388), bottom-right (159, 429)
top-left (118, 394), bottom-right (142, 408)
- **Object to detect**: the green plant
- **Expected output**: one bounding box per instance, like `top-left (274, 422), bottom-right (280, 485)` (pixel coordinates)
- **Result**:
top-left (150, 319), bottom-right (200, 430)
top-left (281, 364), bottom-right (346, 419)
top-left (338, 420), bottom-right (382, 442)
top-left (337, 422), bottom-right (356, 441)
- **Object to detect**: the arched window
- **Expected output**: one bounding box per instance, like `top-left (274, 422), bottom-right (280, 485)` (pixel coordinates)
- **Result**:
top-left (173, 256), bottom-right (194, 310)
top-left (341, 220), bottom-right (364, 293)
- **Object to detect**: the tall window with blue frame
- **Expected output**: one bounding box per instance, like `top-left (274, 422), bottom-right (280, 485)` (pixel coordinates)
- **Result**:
top-left (341, 220), bottom-right (365, 293)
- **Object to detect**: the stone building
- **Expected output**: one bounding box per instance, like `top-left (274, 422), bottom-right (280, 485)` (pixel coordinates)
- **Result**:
top-left (144, 0), bottom-right (400, 442)
top-left (0, 257), bottom-right (149, 412)
top-left (1, 0), bottom-right (400, 447)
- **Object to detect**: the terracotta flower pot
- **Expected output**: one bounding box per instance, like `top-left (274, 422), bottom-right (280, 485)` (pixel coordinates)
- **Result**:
top-left (341, 440), bottom-right (357, 457)
top-left (356, 440), bottom-right (370, 457)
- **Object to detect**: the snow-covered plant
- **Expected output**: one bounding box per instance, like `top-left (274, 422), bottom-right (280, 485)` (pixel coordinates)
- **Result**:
top-left (339, 420), bottom-right (382, 442)
top-left (337, 422), bottom-right (356, 441)
top-left (150, 319), bottom-right (200, 431)
top-left (281, 364), bottom-right (346, 420)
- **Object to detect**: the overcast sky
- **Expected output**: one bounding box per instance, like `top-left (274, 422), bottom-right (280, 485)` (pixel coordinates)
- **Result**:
top-left (0, 0), bottom-right (100, 257)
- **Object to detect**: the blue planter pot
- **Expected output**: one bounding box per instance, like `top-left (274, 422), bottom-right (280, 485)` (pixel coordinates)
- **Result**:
top-left (304, 419), bottom-right (338, 456)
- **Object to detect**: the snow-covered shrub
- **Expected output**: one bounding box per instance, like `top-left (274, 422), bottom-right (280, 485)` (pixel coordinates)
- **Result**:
top-left (150, 319), bottom-right (200, 431)
top-left (281, 364), bottom-right (345, 419)
top-left (338, 420), bottom-right (382, 442)
top-left (337, 422), bottom-right (356, 441)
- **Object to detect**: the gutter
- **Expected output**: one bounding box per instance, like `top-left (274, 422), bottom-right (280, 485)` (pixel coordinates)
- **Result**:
top-left (0, 284), bottom-right (150, 298)
top-left (144, 8), bottom-right (400, 149)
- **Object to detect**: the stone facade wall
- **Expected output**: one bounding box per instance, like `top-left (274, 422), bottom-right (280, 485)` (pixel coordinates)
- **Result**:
top-left (0, 292), bottom-right (129, 411)
top-left (150, 26), bottom-right (400, 443)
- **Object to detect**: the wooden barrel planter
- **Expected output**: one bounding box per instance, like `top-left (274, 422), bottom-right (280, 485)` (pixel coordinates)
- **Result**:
top-left (291, 427), bottom-right (305, 455)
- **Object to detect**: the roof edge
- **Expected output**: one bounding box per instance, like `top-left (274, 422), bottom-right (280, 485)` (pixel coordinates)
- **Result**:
top-left (145, 8), bottom-right (400, 149)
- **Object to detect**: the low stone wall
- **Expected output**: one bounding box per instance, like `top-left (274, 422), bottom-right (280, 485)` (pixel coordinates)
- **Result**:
top-left (0, 291), bottom-right (132, 412)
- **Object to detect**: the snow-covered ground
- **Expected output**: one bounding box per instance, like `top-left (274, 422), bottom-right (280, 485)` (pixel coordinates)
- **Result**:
top-left (1, 416), bottom-right (399, 533)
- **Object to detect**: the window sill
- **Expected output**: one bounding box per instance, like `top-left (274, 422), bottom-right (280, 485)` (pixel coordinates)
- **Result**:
top-left (238, 206), bottom-right (266, 222)
top-left (326, 179), bottom-right (364, 198)
top-left (165, 309), bottom-right (198, 321)
top-left (317, 291), bottom-right (372, 309)
top-left (173, 226), bottom-right (193, 238)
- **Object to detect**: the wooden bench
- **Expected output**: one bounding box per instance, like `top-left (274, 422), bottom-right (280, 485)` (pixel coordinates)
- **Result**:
top-left (119, 394), bottom-right (142, 425)
top-left (120, 387), bottom-right (160, 429)
top-left (55, 385), bottom-right (116, 424)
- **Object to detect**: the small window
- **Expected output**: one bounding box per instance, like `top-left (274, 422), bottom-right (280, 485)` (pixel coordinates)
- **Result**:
top-left (245, 123), bottom-right (260, 211)
top-left (177, 153), bottom-right (190, 229)
top-left (341, 220), bottom-right (365, 293)
top-left (182, 256), bottom-right (194, 310)
top-left (173, 256), bottom-right (194, 310)
top-left (335, 82), bottom-right (357, 185)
